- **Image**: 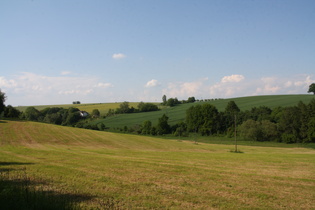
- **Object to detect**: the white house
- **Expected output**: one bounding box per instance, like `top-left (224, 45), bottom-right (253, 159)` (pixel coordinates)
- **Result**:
top-left (79, 111), bottom-right (89, 117)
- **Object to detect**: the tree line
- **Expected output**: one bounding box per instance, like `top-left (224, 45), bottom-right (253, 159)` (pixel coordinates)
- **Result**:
top-left (106, 101), bottom-right (159, 116)
top-left (1, 88), bottom-right (315, 143)
top-left (117, 99), bottom-right (315, 144)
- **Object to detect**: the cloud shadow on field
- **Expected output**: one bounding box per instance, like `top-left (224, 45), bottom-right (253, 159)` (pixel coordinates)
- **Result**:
top-left (0, 164), bottom-right (96, 209)
top-left (0, 161), bottom-right (34, 166)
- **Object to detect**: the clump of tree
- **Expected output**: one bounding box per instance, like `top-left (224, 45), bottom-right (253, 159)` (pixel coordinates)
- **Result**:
top-left (91, 109), bottom-right (100, 118)
top-left (137, 102), bottom-right (159, 112)
top-left (3, 105), bottom-right (21, 118)
top-left (308, 83), bottom-right (315, 95)
top-left (186, 104), bottom-right (219, 136)
top-left (20, 107), bottom-right (83, 126)
top-left (109, 101), bottom-right (159, 115)
top-left (0, 89), bottom-right (6, 116)
top-left (161, 95), bottom-right (196, 106)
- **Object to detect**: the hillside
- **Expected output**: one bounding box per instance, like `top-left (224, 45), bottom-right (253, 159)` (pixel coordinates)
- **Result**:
top-left (95, 94), bottom-right (315, 128)
top-left (0, 120), bottom-right (314, 209)
top-left (14, 94), bottom-right (315, 129)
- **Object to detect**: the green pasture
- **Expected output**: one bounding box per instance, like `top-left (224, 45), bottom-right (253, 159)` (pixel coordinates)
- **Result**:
top-left (95, 94), bottom-right (315, 128)
top-left (1, 120), bottom-right (314, 209)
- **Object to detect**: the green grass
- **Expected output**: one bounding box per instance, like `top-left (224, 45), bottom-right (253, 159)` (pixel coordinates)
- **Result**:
top-left (95, 94), bottom-right (315, 128)
top-left (1, 120), bottom-right (315, 209)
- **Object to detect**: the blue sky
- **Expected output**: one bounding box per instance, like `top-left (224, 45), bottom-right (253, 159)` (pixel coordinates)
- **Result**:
top-left (1, 0), bottom-right (315, 106)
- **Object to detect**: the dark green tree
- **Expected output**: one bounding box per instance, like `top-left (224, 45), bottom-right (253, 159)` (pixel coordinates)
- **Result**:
top-left (278, 106), bottom-right (301, 143)
top-left (239, 119), bottom-right (261, 141)
top-left (0, 89), bottom-right (6, 115)
top-left (138, 102), bottom-right (159, 112)
top-left (92, 109), bottom-right (100, 118)
top-left (4, 105), bottom-right (21, 118)
top-left (23, 107), bottom-right (40, 121)
top-left (186, 104), bottom-right (202, 132)
top-left (167, 98), bottom-right (175, 107)
top-left (119, 101), bottom-right (130, 113)
top-left (186, 104), bottom-right (219, 135)
top-left (308, 83), bottom-right (315, 94)
top-left (307, 117), bottom-right (315, 143)
top-left (187, 96), bottom-right (196, 103)
top-left (162, 95), bottom-right (167, 105)
top-left (225, 101), bottom-right (240, 115)
top-left (173, 121), bottom-right (187, 137)
top-left (141, 120), bottom-right (152, 135)
top-left (156, 114), bottom-right (171, 135)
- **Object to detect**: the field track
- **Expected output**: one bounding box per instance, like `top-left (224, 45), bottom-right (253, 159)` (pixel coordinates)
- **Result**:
top-left (1, 120), bottom-right (315, 209)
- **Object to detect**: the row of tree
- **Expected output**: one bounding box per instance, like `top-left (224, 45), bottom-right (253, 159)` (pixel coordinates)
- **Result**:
top-left (106, 101), bottom-right (159, 116)
top-left (161, 95), bottom-right (196, 107)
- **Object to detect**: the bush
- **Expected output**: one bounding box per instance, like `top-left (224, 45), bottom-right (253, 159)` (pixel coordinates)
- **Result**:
top-left (281, 133), bottom-right (297, 144)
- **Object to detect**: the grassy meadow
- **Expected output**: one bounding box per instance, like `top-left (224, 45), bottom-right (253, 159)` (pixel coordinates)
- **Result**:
top-left (1, 120), bottom-right (314, 209)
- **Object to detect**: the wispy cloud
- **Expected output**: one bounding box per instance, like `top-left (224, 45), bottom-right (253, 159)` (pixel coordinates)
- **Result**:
top-left (60, 71), bottom-right (71, 75)
top-left (221, 74), bottom-right (245, 83)
top-left (112, 53), bottom-right (126, 60)
top-left (1, 72), bottom-right (113, 105)
top-left (2, 72), bottom-right (314, 105)
top-left (145, 79), bottom-right (159, 87)
top-left (162, 77), bottom-right (208, 98)
top-left (161, 74), bottom-right (315, 100)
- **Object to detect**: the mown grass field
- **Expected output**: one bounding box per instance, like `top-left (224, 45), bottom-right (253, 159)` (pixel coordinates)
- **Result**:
top-left (1, 120), bottom-right (314, 209)
top-left (95, 94), bottom-right (315, 128)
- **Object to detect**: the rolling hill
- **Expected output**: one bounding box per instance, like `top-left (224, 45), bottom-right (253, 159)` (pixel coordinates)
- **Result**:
top-left (94, 94), bottom-right (315, 128)
top-left (15, 94), bottom-right (315, 129)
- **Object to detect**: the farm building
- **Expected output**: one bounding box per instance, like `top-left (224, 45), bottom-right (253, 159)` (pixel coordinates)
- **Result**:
top-left (79, 111), bottom-right (89, 117)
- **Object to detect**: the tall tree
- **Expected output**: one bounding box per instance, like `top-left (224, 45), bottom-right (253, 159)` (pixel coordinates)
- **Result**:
top-left (0, 89), bottom-right (6, 115)
top-left (186, 104), bottom-right (219, 135)
top-left (187, 96), bottom-right (196, 103)
top-left (119, 101), bottom-right (130, 113)
top-left (92, 109), bottom-right (100, 117)
top-left (23, 107), bottom-right (40, 121)
top-left (225, 101), bottom-right (240, 115)
top-left (308, 83), bottom-right (315, 94)
top-left (141, 120), bottom-right (152, 135)
top-left (162, 95), bottom-right (167, 105)
top-left (156, 114), bottom-right (171, 135)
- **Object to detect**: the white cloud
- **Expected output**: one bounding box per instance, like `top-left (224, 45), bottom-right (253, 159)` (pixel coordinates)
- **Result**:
top-left (221, 74), bottom-right (245, 83)
top-left (162, 77), bottom-right (208, 98)
top-left (61, 71), bottom-right (71, 75)
top-left (145, 79), bottom-right (159, 87)
top-left (112, 53), bottom-right (126, 59)
top-left (2, 71), bottom-right (314, 106)
top-left (95, 82), bottom-right (113, 88)
top-left (1, 72), bottom-right (113, 106)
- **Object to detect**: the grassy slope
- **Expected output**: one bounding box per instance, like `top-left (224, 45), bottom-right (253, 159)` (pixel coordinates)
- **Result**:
top-left (95, 94), bottom-right (315, 128)
top-left (1, 120), bottom-right (315, 209)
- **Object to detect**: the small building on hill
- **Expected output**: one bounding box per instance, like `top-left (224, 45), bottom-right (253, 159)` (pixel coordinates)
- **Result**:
top-left (79, 111), bottom-right (89, 117)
